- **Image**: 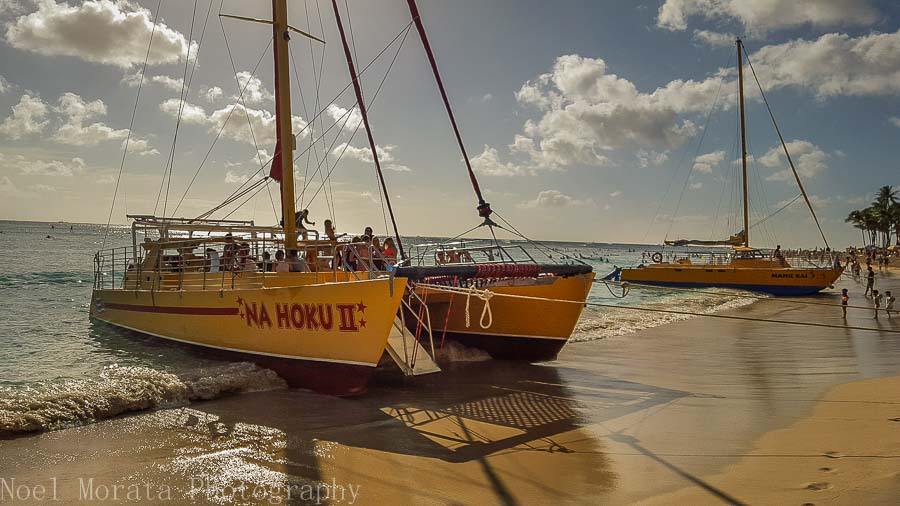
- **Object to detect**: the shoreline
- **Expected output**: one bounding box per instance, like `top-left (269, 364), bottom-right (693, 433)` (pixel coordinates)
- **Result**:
top-left (1, 272), bottom-right (899, 504)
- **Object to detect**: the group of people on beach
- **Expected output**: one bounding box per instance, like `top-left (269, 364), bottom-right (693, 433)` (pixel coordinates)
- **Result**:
top-left (839, 248), bottom-right (896, 319)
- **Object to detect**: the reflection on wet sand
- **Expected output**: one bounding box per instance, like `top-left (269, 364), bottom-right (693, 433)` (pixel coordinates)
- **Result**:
top-left (0, 361), bottom-right (686, 504)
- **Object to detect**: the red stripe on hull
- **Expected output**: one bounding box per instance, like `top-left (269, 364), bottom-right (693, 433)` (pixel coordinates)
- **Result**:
top-left (104, 302), bottom-right (239, 316)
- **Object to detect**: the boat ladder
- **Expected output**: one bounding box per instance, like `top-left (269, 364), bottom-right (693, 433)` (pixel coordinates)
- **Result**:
top-left (386, 291), bottom-right (441, 376)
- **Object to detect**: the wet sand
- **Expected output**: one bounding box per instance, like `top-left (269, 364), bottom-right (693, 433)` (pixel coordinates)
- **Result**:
top-left (1, 271), bottom-right (899, 504)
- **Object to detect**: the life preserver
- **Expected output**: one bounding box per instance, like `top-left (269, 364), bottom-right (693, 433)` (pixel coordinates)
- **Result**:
top-left (651, 252), bottom-right (663, 263)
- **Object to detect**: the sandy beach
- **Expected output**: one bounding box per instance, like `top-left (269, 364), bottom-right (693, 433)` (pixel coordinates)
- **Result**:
top-left (1, 270), bottom-right (899, 505)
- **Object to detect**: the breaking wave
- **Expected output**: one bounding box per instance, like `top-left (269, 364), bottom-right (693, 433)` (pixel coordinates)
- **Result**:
top-left (572, 292), bottom-right (759, 342)
top-left (0, 362), bottom-right (286, 437)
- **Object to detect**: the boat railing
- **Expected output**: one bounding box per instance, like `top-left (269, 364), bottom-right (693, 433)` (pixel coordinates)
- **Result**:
top-left (410, 242), bottom-right (537, 267)
top-left (92, 236), bottom-right (384, 291)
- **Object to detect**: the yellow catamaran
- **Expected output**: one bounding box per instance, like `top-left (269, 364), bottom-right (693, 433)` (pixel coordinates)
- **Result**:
top-left (618, 39), bottom-right (842, 295)
top-left (90, 0), bottom-right (434, 396)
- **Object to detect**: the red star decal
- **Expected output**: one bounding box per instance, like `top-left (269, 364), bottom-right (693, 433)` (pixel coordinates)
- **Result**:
top-left (236, 297), bottom-right (244, 306)
top-left (239, 311), bottom-right (245, 319)
top-left (357, 301), bottom-right (367, 313)
top-left (358, 318), bottom-right (367, 328)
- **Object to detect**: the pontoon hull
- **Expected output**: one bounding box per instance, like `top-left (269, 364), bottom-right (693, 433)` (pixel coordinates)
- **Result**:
top-left (412, 274), bottom-right (594, 361)
top-left (619, 265), bottom-right (843, 296)
top-left (90, 277), bottom-right (406, 396)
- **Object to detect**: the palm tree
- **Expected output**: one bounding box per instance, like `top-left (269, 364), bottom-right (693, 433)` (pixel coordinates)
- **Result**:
top-left (846, 209), bottom-right (867, 245)
top-left (873, 186), bottom-right (898, 247)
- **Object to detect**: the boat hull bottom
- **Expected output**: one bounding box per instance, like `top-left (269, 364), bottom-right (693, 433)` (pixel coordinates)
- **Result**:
top-left (440, 331), bottom-right (567, 362)
top-left (91, 317), bottom-right (375, 396)
top-left (624, 280), bottom-right (830, 296)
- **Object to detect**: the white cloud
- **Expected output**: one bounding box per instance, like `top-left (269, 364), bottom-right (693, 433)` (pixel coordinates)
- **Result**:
top-left (123, 137), bottom-right (158, 156)
top-left (637, 149), bottom-right (670, 168)
top-left (0, 74), bottom-right (10, 94)
top-left (890, 116), bottom-right (900, 128)
top-left (657, 0), bottom-right (879, 35)
top-left (5, 0), bottom-right (195, 68)
top-left (470, 145), bottom-right (527, 177)
top-left (159, 100), bottom-right (308, 149)
top-left (159, 98), bottom-right (208, 124)
top-left (53, 92), bottom-right (127, 146)
top-left (692, 150), bottom-right (726, 173)
top-left (150, 75), bottom-right (184, 92)
top-left (18, 156), bottom-right (86, 176)
top-left (325, 104), bottom-right (362, 131)
top-left (511, 54), bottom-right (718, 168)
top-left (333, 143), bottom-right (411, 172)
top-left (519, 190), bottom-right (592, 209)
top-left (0, 93), bottom-right (49, 138)
top-left (689, 181), bottom-right (703, 190)
top-left (201, 86), bottom-right (223, 103)
top-left (748, 31), bottom-right (900, 100)
top-left (224, 170), bottom-right (250, 184)
top-left (481, 93), bottom-right (493, 102)
top-left (30, 183), bottom-right (58, 192)
top-left (760, 140), bottom-right (829, 181)
top-left (96, 174), bottom-right (116, 184)
top-left (234, 72), bottom-right (274, 105)
top-left (609, 190), bottom-right (622, 198)
top-left (692, 29), bottom-right (735, 48)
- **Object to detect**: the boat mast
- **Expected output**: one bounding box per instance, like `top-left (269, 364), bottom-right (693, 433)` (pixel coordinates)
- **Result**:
top-left (737, 38), bottom-right (749, 248)
top-left (273, 0), bottom-right (298, 250)
top-left (330, 0), bottom-right (406, 259)
top-left (405, 0), bottom-right (493, 224)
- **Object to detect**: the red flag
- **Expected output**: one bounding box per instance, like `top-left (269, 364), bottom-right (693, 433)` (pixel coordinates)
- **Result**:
top-left (269, 140), bottom-right (283, 182)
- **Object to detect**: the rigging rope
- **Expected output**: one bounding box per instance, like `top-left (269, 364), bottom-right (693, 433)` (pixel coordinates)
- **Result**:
top-left (157, 0), bottom-right (200, 218)
top-left (102, 0), bottom-right (162, 249)
top-left (331, 0), bottom-right (406, 259)
top-left (745, 48), bottom-right (830, 250)
top-left (417, 283), bottom-right (900, 334)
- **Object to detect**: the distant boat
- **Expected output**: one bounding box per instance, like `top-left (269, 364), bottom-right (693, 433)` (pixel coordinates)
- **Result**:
top-left (619, 39), bottom-right (842, 296)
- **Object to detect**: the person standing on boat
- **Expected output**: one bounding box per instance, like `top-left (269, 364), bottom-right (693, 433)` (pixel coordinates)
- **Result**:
top-left (865, 266), bottom-right (875, 297)
top-left (295, 209), bottom-right (315, 240)
top-left (772, 245), bottom-right (786, 266)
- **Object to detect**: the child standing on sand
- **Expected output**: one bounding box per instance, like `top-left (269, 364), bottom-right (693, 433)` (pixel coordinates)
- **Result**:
top-left (886, 291), bottom-right (895, 319)
top-left (873, 289), bottom-right (883, 319)
top-left (841, 288), bottom-right (849, 319)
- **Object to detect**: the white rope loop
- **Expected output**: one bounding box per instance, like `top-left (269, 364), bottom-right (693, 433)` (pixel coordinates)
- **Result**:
top-left (463, 285), bottom-right (494, 329)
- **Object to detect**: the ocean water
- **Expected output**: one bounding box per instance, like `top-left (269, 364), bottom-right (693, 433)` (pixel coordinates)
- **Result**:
top-left (0, 220), bottom-right (754, 436)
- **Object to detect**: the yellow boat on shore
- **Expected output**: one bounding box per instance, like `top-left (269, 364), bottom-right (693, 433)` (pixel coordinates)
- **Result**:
top-left (619, 39), bottom-right (843, 296)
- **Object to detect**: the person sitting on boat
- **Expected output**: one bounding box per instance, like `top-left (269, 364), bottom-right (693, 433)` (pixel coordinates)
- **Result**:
top-left (343, 239), bottom-right (360, 271)
top-left (237, 243), bottom-right (258, 272)
top-left (287, 249), bottom-right (310, 273)
top-left (222, 233), bottom-right (239, 271)
top-left (382, 237), bottom-right (398, 264)
top-left (295, 209), bottom-right (315, 240)
top-left (364, 226), bottom-right (374, 241)
top-left (371, 237), bottom-right (385, 270)
top-left (261, 251), bottom-right (272, 272)
top-left (448, 250), bottom-right (461, 263)
top-left (205, 248), bottom-right (220, 273)
top-left (435, 251), bottom-right (447, 264)
top-left (180, 246), bottom-right (202, 272)
top-left (273, 249), bottom-right (291, 273)
top-left (356, 237), bottom-right (372, 270)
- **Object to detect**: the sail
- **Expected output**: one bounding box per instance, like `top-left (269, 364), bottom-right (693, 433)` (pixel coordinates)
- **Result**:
top-left (664, 231), bottom-right (745, 247)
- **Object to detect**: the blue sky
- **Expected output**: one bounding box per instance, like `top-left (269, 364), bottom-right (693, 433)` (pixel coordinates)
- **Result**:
top-left (0, 0), bottom-right (898, 247)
